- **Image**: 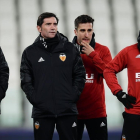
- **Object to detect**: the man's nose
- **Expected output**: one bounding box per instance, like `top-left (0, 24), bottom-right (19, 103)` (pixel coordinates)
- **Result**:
top-left (85, 31), bottom-right (89, 37)
top-left (51, 24), bottom-right (56, 29)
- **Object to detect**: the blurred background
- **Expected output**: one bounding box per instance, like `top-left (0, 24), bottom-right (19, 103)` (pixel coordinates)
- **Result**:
top-left (0, 0), bottom-right (140, 139)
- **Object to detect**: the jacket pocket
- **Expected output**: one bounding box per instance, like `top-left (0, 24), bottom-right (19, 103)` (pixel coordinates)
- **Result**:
top-left (72, 86), bottom-right (80, 103)
top-left (26, 90), bottom-right (45, 110)
top-left (26, 91), bottom-right (37, 107)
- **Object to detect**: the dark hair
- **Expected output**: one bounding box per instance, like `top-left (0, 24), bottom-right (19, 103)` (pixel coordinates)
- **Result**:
top-left (37, 12), bottom-right (59, 26)
top-left (74, 15), bottom-right (94, 29)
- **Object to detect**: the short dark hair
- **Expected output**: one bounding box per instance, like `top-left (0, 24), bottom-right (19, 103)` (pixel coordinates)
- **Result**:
top-left (37, 12), bottom-right (59, 26)
top-left (74, 15), bottom-right (94, 29)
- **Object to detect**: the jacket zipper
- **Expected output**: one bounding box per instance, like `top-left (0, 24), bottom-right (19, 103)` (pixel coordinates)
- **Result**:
top-left (50, 53), bottom-right (57, 118)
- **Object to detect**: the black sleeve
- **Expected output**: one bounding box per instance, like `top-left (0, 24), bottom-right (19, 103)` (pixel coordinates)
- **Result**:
top-left (72, 46), bottom-right (86, 101)
top-left (0, 47), bottom-right (9, 102)
top-left (20, 49), bottom-right (35, 104)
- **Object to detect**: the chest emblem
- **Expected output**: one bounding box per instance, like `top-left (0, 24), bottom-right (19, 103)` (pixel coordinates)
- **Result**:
top-left (59, 53), bottom-right (66, 62)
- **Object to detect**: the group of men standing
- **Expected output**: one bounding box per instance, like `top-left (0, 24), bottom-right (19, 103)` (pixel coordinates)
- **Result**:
top-left (0, 12), bottom-right (140, 140)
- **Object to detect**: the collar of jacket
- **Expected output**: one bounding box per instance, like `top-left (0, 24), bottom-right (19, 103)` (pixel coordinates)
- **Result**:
top-left (72, 33), bottom-right (95, 49)
top-left (33, 32), bottom-right (69, 53)
top-left (137, 31), bottom-right (140, 52)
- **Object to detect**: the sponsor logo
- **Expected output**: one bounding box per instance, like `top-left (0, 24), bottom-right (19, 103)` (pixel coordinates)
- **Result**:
top-left (35, 121), bottom-right (40, 129)
top-left (136, 73), bottom-right (140, 82)
top-left (59, 53), bottom-right (66, 62)
top-left (86, 73), bottom-right (94, 83)
top-left (38, 57), bottom-right (45, 62)
top-left (122, 135), bottom-right (126, 140)
top-left (72, 122), bottom-right (77, 127)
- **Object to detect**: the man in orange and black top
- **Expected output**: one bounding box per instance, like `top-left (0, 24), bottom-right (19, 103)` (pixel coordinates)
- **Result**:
top-left (72, 15), bottom-right (112, 140)
top-left (103, 33), bottom-right (140, 140)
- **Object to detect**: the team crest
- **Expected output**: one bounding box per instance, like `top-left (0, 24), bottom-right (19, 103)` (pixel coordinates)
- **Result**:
top-left (59, 53), bottom-right (66, 62)
top-left (122, 135), bottom-right (126, 140)
top-left (35, 121), bottom-right (40, 130)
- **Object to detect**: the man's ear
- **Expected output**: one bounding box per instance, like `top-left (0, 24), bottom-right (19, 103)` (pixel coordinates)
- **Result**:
top-left (37, 26), bottom-right (41, 33)
top-left (74, 29), bottom-right (77, 36)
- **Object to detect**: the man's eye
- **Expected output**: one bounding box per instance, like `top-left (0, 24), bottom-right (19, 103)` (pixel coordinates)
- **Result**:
top-left (88, 29), bottom-right (92, 32)
top-left (80, 30), bottom-right (85, 32)
top-left (54, 23), bottom-right (57, 26)
top-left (46, 23), bottom-right (51, 25)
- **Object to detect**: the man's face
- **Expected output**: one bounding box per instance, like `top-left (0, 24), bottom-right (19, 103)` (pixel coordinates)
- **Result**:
top-left (74, 23), bottom-right (93, 45)
top-left (37, 17), bottom-right (58, 39)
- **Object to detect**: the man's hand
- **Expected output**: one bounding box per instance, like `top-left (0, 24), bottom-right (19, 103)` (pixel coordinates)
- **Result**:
top-left (116, 91), bottom-right (136, 109)
top-left (81, 41), bottom-right (94, 56)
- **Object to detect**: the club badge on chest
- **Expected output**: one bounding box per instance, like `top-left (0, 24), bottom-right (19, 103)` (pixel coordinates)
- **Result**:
top-left (59, 53), bottom-right (66, 62)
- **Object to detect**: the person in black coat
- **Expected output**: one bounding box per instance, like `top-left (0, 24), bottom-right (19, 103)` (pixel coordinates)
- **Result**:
top-left (20, 12), bottom-right (85, 140)
top-left (0, 47), bottom-right (9, 114)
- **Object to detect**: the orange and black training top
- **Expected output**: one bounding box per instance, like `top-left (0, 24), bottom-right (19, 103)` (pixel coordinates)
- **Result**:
top-left (77, 42), bottom-right (112, 119)
top-left (104, 43), bottom-right (140, 115)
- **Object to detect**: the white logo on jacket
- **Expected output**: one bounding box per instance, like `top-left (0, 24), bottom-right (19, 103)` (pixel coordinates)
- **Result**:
top-left (136, 73), bottom-right (140, 82)
top-left (86, 73), bottom-right (94, 83)
top-left (72, 122), bottom-right (77, 127)
top-left (38, 57), bottom-right (45, 62)
top-left (100, 122), bottom-right (106, 127)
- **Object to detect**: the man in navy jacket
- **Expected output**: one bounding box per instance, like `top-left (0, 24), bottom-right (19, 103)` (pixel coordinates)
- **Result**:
top-left (20, 12), bottom-right (85, 140)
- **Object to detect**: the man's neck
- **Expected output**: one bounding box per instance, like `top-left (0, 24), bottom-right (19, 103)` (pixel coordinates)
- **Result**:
top-left (77, 41), bottom-right (81, 46)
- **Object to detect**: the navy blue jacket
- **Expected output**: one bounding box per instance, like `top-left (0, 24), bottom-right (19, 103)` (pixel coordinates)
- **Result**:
top-left (20, 32), bottom-right (85, 118)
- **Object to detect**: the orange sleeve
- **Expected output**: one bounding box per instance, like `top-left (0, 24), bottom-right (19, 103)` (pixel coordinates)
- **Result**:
top-left (103, 47), bottom-right (128, 95)
top-left (88, 46), bottom-right (112, 74)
